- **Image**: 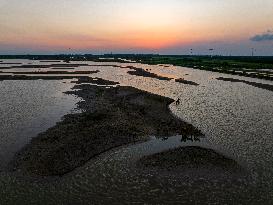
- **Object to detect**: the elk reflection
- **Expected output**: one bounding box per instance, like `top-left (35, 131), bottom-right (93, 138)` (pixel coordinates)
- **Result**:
top-left (161, 134), bottom-right (201, 142)
top-left (161, 125), bottom-right (203, 142)
top-left (181, 134), bottom-right (201, 142)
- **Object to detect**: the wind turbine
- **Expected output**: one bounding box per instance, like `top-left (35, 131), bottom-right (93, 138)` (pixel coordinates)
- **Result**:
top-left (209, 48), bottom-right (214, 57)
top-left (251, 48), bottom-right (256, 57)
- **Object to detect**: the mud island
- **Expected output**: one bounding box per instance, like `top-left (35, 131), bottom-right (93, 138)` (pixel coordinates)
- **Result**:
top-left (11, 79), bottom-right (204, 176)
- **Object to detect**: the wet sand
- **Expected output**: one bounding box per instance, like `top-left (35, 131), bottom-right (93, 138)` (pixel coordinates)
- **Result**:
top-left (10, 80), bottom-right (203, 176)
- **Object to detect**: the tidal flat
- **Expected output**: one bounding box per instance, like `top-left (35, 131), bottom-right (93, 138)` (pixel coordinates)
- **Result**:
top-left (1, 59), bottom-right (273, 204)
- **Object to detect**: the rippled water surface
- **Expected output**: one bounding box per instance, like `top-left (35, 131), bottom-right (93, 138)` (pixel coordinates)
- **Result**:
top-left (0, 59), bottom-right (273, 204)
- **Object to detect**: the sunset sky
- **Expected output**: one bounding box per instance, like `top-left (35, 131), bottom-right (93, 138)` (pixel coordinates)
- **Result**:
top-left (0, 0), bottom-right (273, 55)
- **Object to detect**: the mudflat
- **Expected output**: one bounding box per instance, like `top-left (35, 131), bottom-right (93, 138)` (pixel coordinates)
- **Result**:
top-left (11, 80), bottom-right (203, 176)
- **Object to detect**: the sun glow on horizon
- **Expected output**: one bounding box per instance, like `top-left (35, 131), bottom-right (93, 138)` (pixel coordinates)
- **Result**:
top-left (0, 0), bottom-right (273, 55)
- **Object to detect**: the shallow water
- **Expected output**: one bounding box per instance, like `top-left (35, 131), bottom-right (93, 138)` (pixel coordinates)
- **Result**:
top-left (0, 59), bottom-right (273, 203)
top-left (0, 136), bottom-right (256, 204)
top-left (0, 78), bottom-right (81, 169)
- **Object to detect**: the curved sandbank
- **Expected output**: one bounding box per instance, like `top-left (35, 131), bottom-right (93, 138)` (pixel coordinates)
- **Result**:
top-left (10, 80), bottom-right (203, 176)
top-left (0, 75), bottom-right (99, 81)
top-left (138, 146), bottom-right (242, 173)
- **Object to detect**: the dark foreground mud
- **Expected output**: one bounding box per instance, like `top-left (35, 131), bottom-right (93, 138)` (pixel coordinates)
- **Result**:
top-left (11, 81), bottom-right (203, 176)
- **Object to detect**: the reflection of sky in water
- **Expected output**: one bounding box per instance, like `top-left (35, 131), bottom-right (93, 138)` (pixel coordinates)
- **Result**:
top-left (0, 79), bottom-right (81, 169)
top-left (0, 59), bottom-right (273, 202)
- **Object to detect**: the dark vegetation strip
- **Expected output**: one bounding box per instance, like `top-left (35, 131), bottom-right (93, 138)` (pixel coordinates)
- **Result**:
top-left (175, 78), bottom-right (199, 86)
top-left (11, 83), bottom-right (203, 176)
top-left (0, 64), bottom-right (125, 70)
top-left (2, 54), bottom-right (272, 80)
top-left (1, 59), bottom-right (198, 84)
top-left (0, 63), bottom-right (22, 65)
top-left (0, 64), bottom-right (90, 69)
top-left (0, 75), bottom-right (119, 88)
top-left (0, 75), bottom-right (94, 81)
top-left (217, 77), bottom-right (273, 92)
top-left (127, 66), bottom-right (173, 81)
top-left (133, 56), bottom-right (273, 81)
top-left (0, 61), bottom-right (200, 85)
top-left (0, 70), bottom-right (99, 75)
top-left (40, 60), bottom-right (62, 62)
top-left (126, 66), bottom-right (199, 85)
top-left (50, 65), bottom-right (123, 69)
top-left (71, 76), bottom-right (119, 85)
top-left (51, 67), bottom-right (75, 70)
top-left (50, 64), bottom-right (90, 67)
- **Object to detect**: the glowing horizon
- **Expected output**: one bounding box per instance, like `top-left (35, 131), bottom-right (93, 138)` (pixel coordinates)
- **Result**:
top-left (0, 0), bottom-right (273, 55)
